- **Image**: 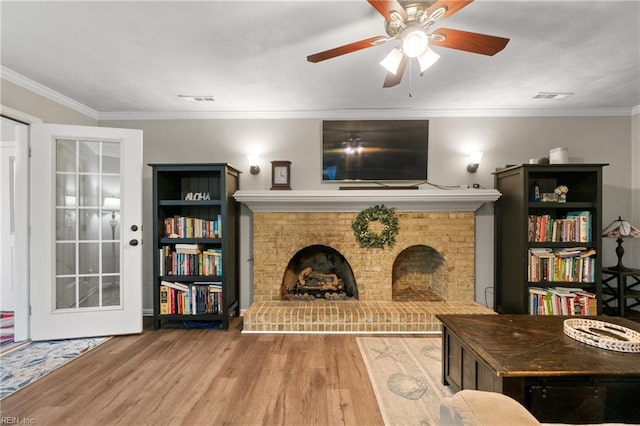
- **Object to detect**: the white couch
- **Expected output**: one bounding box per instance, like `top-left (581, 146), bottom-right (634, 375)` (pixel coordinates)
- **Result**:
top-left (439, 390), bottom-right (635, 426)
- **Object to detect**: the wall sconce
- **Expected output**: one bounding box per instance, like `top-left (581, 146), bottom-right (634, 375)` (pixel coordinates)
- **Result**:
top-left (248, 155), bottom-right (260, 175)
top-left (466, 151), bottom-right (483, 173)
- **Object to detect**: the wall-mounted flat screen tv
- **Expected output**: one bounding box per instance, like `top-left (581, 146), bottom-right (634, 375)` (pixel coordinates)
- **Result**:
top-left (322, 120), bottom-right (429, 182)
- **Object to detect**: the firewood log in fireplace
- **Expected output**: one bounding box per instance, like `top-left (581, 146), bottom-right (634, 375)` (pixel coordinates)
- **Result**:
top-left (298, 267), bottom-right (313, 285)
top-left (299, 267), bottom-right (341, 288)
top-left (283, 267), bottom-right (347, 299)
top-left (282, 246), bottom-right (359, 300)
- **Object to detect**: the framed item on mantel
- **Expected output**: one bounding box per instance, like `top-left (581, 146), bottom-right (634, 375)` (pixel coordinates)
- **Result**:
top-left (271, 160), bottom-right (291, 190)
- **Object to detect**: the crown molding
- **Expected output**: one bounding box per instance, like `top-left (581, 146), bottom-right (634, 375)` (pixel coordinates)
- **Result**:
top-left (97, 107), bottom-right (637, 121)
top-left (0, 104), bottom-right (42, 124)
top-left (1, 67), bottom-right (98, 120)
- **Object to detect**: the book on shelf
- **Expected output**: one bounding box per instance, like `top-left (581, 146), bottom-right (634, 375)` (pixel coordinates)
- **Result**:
top-left (528, 286), bottom-right (597, 316)
top-left (159, 247), bottom-right (222, 276)
top-left (202, 249), bottom-right (223, 276)
top-left (161, 280), bottom-right (189, 291)
top-left (528, 211), bottom-right (593, 243)
top-left (528, 247), bottom-right (596, 283)
top-left (566, 211), bottom-right (592, 243)
top-left (554, 247), bottom-right (587, 257)
top-left (175, 243), bottom-right (204, 254)
top-left (159, 285), bottom-right (170, 315)
top-left (159, 281), bottom-right (224, 315)
top-left (163, 214), bottom-right (222, 239)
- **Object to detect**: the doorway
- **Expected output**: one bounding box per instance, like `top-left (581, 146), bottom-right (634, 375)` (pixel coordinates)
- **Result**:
top-left (1, 108), bottom-right (144, 342)
top-left (0, 115), bottom-right (29, 345)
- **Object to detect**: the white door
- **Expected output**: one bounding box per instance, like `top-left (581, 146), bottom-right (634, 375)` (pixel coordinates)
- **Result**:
top-left (0, 117), bottom-right (29, 342)
top-left (0, 141), bottom-right (17, 315)
top-left (30, 124), bottom-right (143, 340)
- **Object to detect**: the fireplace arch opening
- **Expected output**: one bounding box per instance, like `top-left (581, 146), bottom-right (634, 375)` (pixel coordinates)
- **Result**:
top-left (281, 245), bottom-right (357, 300)
top-left (392, 245), bottom-right (447, 301)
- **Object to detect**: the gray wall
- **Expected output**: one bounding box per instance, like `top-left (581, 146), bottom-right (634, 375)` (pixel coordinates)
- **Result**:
top-left (3, 78), bottom-right (637, 313)
top-left (101, 116), bottom-right (635, 312)
top-left (632, 113), bottom-right (640, 270)
top-left (1, 79), bottom-right (97, 126)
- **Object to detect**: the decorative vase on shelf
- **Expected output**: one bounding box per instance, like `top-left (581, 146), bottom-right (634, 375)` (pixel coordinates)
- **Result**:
top-left (558, 193), bottom-right (567, 203)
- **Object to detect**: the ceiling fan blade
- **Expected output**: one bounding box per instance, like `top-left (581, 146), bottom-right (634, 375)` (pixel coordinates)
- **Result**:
top-left (430, 28), bottom-right (510, 56)
top-left (383, 55), bottom-right (408, 88)
top-left (307, 35), bottom-right (388, 63)
top-left (367, 0), bottom-right (408, 21)
top-left (426, 1), bottom-right (474, 20)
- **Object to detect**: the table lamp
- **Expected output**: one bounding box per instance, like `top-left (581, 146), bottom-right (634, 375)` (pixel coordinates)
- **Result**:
top-left (602, 216), bottom-right (640, 270)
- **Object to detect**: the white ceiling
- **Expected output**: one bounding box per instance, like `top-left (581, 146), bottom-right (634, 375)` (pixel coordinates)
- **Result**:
top-left (1, 0), bottom-right (639, 119)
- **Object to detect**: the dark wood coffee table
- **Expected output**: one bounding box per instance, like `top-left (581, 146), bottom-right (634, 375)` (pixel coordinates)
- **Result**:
top-left (437, 314), bottom-right (640, 424)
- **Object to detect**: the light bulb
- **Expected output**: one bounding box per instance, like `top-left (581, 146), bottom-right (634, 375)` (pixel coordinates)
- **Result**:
top-left (402, 30), bottom-right (428, 58)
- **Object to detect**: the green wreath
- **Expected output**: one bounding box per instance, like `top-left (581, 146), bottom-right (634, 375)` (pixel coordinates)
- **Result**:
top-left (352, 205), bottom-right (399, 249)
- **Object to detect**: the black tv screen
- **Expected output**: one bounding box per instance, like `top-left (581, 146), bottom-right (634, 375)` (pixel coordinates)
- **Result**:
top-left (322, 120), bottom-right (429, 182)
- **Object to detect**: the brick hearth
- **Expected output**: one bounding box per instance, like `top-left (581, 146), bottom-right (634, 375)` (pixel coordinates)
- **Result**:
top-left (242, 300), bottom-right (494, 333)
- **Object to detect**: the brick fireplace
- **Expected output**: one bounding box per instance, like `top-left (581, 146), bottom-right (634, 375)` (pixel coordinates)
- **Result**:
top-left (252, 210), bottom-right (475, 302)
top-left (234, 189), bottom-right (501, 332)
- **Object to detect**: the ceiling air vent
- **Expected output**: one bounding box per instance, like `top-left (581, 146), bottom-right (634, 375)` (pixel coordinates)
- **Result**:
top-left (533, 92), bottom-right (574, 100)
top-left (178, 95), bottom-right (215, 102)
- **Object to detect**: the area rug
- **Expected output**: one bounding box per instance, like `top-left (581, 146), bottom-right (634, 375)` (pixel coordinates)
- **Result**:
top-left (357, 337), bottom-right (454, 426)
top-left (1, 312), bottom-right (14, 346)
top-left (0, 336), bottom-right (110, 399)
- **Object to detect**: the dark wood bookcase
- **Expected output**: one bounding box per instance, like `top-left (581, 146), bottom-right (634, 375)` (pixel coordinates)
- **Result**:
top-left (494, 164), bottom-right (607, 315)
top-left (150, 163), bottom-right (240, 329)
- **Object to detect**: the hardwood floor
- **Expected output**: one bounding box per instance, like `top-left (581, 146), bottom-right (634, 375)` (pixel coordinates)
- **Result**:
top-left (0, 318), bottom-right (416, 426)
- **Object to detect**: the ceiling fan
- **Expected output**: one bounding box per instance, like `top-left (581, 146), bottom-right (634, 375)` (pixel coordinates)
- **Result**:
top-left (307, 0), bottom-right (510, 88)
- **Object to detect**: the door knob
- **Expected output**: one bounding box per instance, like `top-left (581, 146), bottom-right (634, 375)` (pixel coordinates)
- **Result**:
top-left (129, 239), bottom-right (139, 246)
top-left (130, 224), bottom-right (139, 231)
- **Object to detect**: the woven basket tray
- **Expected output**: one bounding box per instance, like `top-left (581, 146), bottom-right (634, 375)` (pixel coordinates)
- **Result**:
top-left (564, 318), bottom-right (640, 353)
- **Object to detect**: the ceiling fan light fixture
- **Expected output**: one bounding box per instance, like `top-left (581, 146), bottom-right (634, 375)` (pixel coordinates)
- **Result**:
top-left (306, 0), bottom-right (511, 89)
top-left (402, 29), bottom-right (428, 58)
top-left (417, 47), bottom-right (440, 72)
top-left (380, 47), bottom-right (404, 75)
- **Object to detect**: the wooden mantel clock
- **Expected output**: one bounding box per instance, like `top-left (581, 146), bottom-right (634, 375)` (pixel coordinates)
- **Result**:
top-left (271, 160), bottom-right (291, 190)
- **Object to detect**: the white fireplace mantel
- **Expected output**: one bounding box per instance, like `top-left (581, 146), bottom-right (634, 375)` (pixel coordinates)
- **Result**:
top-left (233, 189), bottom-right (501, 212)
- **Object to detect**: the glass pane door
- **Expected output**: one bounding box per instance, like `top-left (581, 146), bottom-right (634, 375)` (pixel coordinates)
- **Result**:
top-left (31, 123), bottom-right (142, 340)
top-left (55, 139), bottom-right (121, 310)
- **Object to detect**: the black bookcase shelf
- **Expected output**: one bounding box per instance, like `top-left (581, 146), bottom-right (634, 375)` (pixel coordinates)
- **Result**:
top-left (494, 164), bottom-right (607, 315)
top-left (529, 202), bottom-right (596, 209)
top-left (150, 163), bottom-right (240, 329)
top-left (158, 275), bottom-right (223, 281)
top-left (158, 200), bottom-right (223, 206)
top-left (159, 237), bottom-right (222, 244)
